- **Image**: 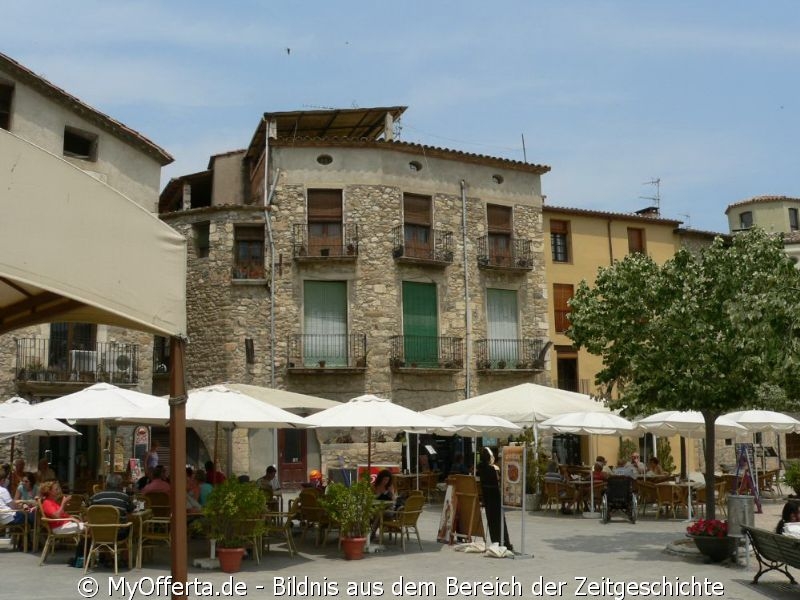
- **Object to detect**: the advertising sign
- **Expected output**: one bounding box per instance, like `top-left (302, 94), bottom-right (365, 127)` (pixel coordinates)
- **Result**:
top-left (501, 444), bottom-right (523, 507)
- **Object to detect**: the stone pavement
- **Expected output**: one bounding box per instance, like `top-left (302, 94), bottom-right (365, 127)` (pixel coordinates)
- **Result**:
top-left (1, 496), bottom-right (796, 600)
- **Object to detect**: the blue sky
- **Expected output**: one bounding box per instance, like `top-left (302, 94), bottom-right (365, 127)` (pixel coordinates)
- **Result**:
top-left (5, 1), bottom-right (800, 233)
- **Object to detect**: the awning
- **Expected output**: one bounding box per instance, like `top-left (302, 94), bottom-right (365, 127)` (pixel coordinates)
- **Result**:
top-left (0, 129), bottom-right (186, 337)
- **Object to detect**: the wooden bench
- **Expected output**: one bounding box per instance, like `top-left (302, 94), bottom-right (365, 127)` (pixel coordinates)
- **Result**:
top-left (742, 525), bottom-right (800, 584)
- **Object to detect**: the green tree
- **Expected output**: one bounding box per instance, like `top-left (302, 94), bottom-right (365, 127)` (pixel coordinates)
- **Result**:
top-left (568, 229), bottom-right (800, 519)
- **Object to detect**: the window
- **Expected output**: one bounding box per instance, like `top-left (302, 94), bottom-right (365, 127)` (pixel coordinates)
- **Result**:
top-left (487, 204), bottom-right (512, 267)
top-left (487, 289), bottom-right (519, 366)
top-left (553, 283), bottom-right (574, 333)
top-left (245, 338), bottom-right (255, 364)
top-left (63, 126), bottom-right (97, 161)
top-left (739, 211), bottom-right (753, 230)
top-left (550, 220), bottom-right (570, 262)
top-left (403, 194), bottom-right (432, 259)
top-left (790, 208), bottom-right (799, 232)
top-left (193, 222), bottom-right (210, 258)
top-left (49, 322), bottom-right (97, 373)
top-left (153, 336), bottom-right (170, 373)
top-left (316, 154), bottom-right (333, 165)
top-left (409, 161), bottom-right (422, 172)
top-left (555, 346), bottom-right (579, 393)
top-left (234, 225), bottom-right (265, 279)
top-left (0, 83), bottom-right (13, 130)
top-left (627, 228), bottom-right (645, 254)
top-left (307, 189), bottom-right (342, 256)
top-left (304, 281), bottom-right (347, 366)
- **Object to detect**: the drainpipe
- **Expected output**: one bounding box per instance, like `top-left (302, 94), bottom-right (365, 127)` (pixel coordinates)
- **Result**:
top-left (461, 180), bottom-right (472, 399)
top-left (261, 117), bottom-right (277, 388)
top-left (607, 219), bottom-right (614, 264)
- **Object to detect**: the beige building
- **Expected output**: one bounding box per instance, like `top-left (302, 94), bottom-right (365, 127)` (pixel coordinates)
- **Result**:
top-left (0, 52), bottom-right (175, 480)
top-left (160, 106), bottom-right (553, 483)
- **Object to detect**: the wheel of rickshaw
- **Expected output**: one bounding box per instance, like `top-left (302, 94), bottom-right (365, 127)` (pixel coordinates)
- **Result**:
top-left (629, 494), bottom-right (638, 524)
top-left (601, 494), bottom-right (609, 523)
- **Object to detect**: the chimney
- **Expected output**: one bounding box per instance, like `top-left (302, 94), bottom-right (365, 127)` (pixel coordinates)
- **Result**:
top-left (635, 206), bottom-right (660, 218)
top-left (182, 183), bottom-right (191, 211)
top-left (384, 112), bottom-right (394, 141)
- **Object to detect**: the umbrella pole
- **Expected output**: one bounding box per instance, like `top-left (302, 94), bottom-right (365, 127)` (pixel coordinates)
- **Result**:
top-left (9, 436), bottom-right (14, 461)
top-left (367, 427), bottom-right (372, 476)
top-left (213, 421), bottom-right (219, 474)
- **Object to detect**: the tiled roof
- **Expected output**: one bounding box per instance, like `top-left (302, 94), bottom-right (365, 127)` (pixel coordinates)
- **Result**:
top-left (724, 195), bottom-right (800, 214)
top-left (543, 204), bottom-right (682, 225)
top-left (268, 136), bottom-right (550, 174)
top-left (0, 52), bottom-right (172, 165)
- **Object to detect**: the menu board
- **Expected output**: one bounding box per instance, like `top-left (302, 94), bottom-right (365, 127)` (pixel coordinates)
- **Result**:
top-left (501, 445), bottom-right (523, 507)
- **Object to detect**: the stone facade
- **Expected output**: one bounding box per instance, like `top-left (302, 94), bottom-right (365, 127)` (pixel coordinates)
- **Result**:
top-left (161, 126), bottom-right (551, 478)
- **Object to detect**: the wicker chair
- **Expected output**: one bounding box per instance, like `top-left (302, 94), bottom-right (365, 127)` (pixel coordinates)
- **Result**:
top-left (382, 494), bottom-right (425, 551)
top-left (36, 498), bottom-right (86, 566)
top-left (83, 505), bottom-right (132, 573)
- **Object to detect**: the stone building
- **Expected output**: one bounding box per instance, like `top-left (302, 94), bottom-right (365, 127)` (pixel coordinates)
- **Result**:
top-left (159, 106), bottom-right (552, 484)
top-left (0, 52), bottom-right (174, 481)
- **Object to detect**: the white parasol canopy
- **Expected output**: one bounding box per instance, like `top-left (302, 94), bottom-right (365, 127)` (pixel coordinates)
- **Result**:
top-left (184, 385), bottom-right (310, 429)
top-left (425, 383), bottom-right (609, 425)
top-left (0, 396), bottom-right (29, 416)
top-left (721, 410), bottom-right (800, 433)
top-left (22, 382), bottom-right (169, 423)
top-left (635, 411), bottom-right (748, 438)
top-left (222, 383), bottom-right (339, 415)
top-left (305, 394), bottom-right (446, 430)
top-left (0, 416), bottom-right (81, 440)
top-left (434, 414), bottom-right (522, 436)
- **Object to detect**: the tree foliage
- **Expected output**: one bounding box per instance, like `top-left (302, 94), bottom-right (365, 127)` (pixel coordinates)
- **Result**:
top-left (568, 229), bottom-right (800, 518)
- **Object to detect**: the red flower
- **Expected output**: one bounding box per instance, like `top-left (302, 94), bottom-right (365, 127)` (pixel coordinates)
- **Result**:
top-left (687, 519), bottom-right (727, 537)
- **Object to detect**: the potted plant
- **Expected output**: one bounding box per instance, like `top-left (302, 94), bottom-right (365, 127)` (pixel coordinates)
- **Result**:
top-left (785, 460), bottom-right (800, 496)
top-left (686, 519), bottom-right (734, 562)
top-left (318, 477), bottom-right (375, 560)
top-left (198, 479), bottom-right (267, 572)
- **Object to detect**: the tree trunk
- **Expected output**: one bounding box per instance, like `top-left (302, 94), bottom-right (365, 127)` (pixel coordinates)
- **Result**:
top-left (703, 410), bottom-right (719, 521)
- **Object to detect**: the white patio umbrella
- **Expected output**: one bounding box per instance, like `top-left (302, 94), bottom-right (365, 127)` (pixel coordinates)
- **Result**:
top-left (0, 416), bottom-right (81, 440)
top-left (434, 414), bottom-right (522, 437)
top-left (222, 383), bottom-right (339, 415)
top-left (538, 411), bottom-right (636, 518)
top-left (23, 382), bottom-right (169, 480)
top-left (184, 384), bottom-right (310, 476)
top-left (305, 394), bottom-right (447, 471)
top-left (636, 411), bottom-right (749, 521)
top-left (0, 397), bottom-right (30, 456)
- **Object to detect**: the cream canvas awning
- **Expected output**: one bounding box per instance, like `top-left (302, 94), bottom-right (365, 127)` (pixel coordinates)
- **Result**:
top-left (0, 129), bottom-right (186, 336)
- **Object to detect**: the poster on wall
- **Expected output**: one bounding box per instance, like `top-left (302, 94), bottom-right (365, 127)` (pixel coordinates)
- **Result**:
top-left (501, 444), bottom-right (523, 508)
top-left (437, 484), bottom-right (457, 544)
top-left (356, 464), bottom-right (401, 484)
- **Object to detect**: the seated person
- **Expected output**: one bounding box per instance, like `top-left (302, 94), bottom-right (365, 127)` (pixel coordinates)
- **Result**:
top-left (371, 469), bottom-right (398, 541)
top-left (204, 460), bottom-right (227, 486)
top-left (0, 472), bottom-right (35, 530)
top-left (39, 480), bottom-right (84, 566)
top-left (195, 470), bottom-right (213, 506)
top-left (257, 465), bottom-right (281, 492)
top-left (613, 459), bottom-right (637, 478)
top-left (89, 473), bottom-right (134, 540)
top-left (595, 456), bottom-right (613, 474)
top-left (545, 461), bottom-right (579, 514)
top-left (37, 459), bottom-right (56, 483)
top-left (141, 465), bottom-right (170, 494)
top-left (186, 467), bottom-right (200, 502)
top-left (303, 469), bottom-right (325, 491)
top-left (14, 472), bottom-right (38, 506)
top-left (626, 453), bottom-right (646, 476)
top-left (592, 462), bottom-right (608, 482)
top-left (776, 501), bottom-right (800, 535)
top-left (646, 457), bottom-right (664, 476)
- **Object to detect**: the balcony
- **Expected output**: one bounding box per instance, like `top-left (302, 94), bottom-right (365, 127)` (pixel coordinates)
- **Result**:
top-left (389, 335), bottom-right (464, 372)
top-left (475, 338), bottom-right (547, 372)
top-left (15, 338), bottom-right (139, 391)
top-left (292, 223), bottom-right (359, 262)
top-left (391, 226), bottom-right (454, 266)
top-left (287, 333), bottom-right (367, 373)
top-left (476, 236), bottom-right (533, 271)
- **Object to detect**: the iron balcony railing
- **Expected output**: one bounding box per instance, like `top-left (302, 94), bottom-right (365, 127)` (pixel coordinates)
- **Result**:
top-left (287, 333), bottom-right (367, 369)
top-left (389, 335), bottom-right (464, 370)
top-left (292, 223), bottom-right (359, 259)
top-left (15, 338), bottom-right (139, 384)
top-left (475, 338), bottom-right (546, 371)
top-left (476, 236), bottom-right (533, 270)
top-left (391, 225), bottom-right (454, 264)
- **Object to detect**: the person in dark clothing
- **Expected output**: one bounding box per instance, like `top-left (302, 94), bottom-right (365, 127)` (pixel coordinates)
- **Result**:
top-left (477, 447), bottom-right (513, 552)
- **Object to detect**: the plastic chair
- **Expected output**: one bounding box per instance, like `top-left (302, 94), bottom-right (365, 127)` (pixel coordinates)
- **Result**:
top-left (382, 494), bottom-right (425, 551)
top-left (83, 505), bottom-right (132, 573)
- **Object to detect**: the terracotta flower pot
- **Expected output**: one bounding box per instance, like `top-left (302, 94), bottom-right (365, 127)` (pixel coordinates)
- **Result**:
top-left (340, 536), bottom-right (366, 560)
top-left (217, 547), bottom-right (245, 573)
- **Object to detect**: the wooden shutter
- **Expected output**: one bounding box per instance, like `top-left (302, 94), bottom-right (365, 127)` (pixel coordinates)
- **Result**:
top-left (404, 194), bottom-right (431, 226)
top-left (627, 228), bottom-right (645, 254)
top-left (553, 284), bottom-right (574, 333)
top-left (402, 282), bottom-right (438, 366)
top-left (308, 189), bottom-right (342, 222)
top-left (550, 220), bottom-right (568, 234)
top-left (487, 204), bottom-right (512, 233)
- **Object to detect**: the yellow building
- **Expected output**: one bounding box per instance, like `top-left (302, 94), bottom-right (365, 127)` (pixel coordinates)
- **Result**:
top-left (542, 204), bottom-right (720, 471)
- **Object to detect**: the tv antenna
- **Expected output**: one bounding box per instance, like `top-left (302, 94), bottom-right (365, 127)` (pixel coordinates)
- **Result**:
top-left (679, 213), bottom-right (692, 229)
top-left (640, 178), bottom-right (661, 210)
